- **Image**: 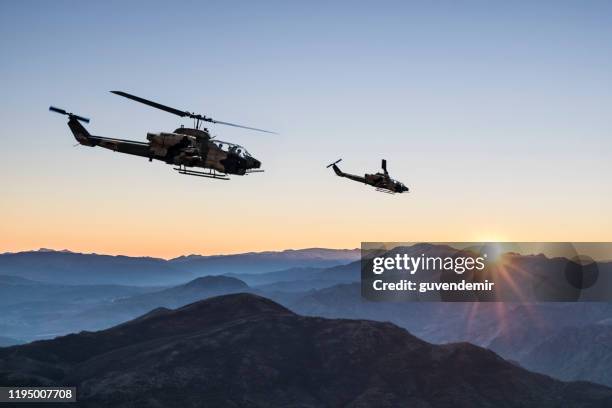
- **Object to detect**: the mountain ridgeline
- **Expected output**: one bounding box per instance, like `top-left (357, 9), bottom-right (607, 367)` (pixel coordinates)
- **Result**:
top-left (0, 248), bottom-right (360, 285)
top-left (1, 293), bottom-right (611, 408)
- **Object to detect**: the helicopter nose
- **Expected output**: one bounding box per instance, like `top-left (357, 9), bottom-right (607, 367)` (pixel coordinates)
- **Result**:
top-left (250, 158), bottom-right (261, 169)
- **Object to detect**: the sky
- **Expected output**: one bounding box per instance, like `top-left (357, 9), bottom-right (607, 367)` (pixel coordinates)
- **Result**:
top-left (1, 1), bottom-right (611, 258)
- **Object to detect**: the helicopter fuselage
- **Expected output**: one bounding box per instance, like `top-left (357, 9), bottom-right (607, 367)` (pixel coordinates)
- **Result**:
top-left (364, 172), bottom-right (408, 193)
top-left (67, 118), bottom-right (260, 177)
top-left (146, 128), bottom-right (260, 175)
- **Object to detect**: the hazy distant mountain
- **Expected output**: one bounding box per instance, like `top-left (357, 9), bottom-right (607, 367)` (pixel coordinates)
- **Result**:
top-left (227, 267), bottom-right (324, 285)
top-left (1, 293), bottom-right (609, 407)
top-left (121, 275), bottom-right (249, 307)
top-left (0, 275), bottom-right (157, 307)
top-left (0, 275), bottom-right (39, 285)
top-left (65, 275), bottom-right (251, 331)
top-left (485, 303), bottom-right (612, 361)
top-left (173, 248), bottom-right (359, 263)
top-left (87, 275), bottom-right (248, 315)
top-left (0, 275), bottom-right (249, 342)
top-left (254, 279), bottom-right (341, 292)
top-left (227, 261), bottom-right (359, 291)
top-left (0, 277), bottom-right (162, 341)
top-left (0, 336), bottom-right (21, 347)
top-left (0, 251), bottom-right (186, 285)
top-left (0, 248), bottom-right (359, 286)
top-left (170, 248), bottom-right (360, 276)
top-left (521, 323), bottom-right (612, 387)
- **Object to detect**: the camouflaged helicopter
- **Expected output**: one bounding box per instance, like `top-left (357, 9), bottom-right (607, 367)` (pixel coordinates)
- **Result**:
top-left (50, 91), bottom-right (276, 180)
top-left (327, 159), bottom-right (409, 194)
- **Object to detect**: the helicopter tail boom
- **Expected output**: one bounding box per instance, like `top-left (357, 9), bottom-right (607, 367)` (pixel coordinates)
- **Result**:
top-left (67, 116), bottom-right (97, 147)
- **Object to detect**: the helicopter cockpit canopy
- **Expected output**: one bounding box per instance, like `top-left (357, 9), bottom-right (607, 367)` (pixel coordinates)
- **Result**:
top-left (215, 140), bottom-right (252, 158)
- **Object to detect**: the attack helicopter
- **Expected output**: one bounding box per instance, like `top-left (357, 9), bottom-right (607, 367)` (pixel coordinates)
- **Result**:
top-left (327, 159), bottom-right (409, 194)
top-left (50, 91), bottom-right (276, 180)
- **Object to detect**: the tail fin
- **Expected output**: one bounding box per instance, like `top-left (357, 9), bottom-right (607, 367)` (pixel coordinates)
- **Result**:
top-left (49, 106), bottom-right (96, 146)
top-left (68, 117), bottom-right (96, 146)
top-left (382, 159), bottom-right (388, 175)
top-left (326, 158), bottom-right (344, 176)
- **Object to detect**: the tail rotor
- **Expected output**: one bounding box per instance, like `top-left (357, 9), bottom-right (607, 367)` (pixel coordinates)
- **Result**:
top-left (49, 106), bottom-right (90, 123)
top-left (326, 158), bottom-right (342, 168)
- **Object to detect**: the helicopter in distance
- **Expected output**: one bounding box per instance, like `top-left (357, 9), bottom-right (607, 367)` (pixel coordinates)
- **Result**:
top-left (327, 159), bottom-right (409, 194)
top-left (50, 91), bottom-right (277, 180)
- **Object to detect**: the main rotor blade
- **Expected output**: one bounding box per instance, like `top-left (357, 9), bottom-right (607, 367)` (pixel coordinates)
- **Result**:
top-left (210, 119), bottom-right (277, 134)
top-left (111, 91), bottom-right (277, 134)
top-left (111, 91), bottom-right (191, 118)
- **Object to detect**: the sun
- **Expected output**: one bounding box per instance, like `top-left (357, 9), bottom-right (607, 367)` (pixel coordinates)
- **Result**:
top-left (483, 244), bottom-right (505, 263)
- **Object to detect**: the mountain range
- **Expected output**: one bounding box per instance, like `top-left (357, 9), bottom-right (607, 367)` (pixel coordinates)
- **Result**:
top-left (69, 275), bottom-right (250, 329)
top-left (1, 293), bottom-right (610, 408)
top-left (0, 248), bottom-right (360, 285)
top-left (3, 244), bottom-right (612, 391)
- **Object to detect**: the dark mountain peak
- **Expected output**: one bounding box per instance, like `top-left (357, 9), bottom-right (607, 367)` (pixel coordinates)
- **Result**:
top-left (175, 292), bottom-right (294, 320)
top-left (2, 294), bottom-right (295, 366)
top-left (112, 293), bottom-right (294, 336)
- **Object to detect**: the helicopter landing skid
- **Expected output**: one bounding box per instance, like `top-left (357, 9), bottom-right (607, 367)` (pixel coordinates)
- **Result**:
top-left (375, 188), bottom-right (396, 194)
top-left (173, 166), bottom-right (230, 180)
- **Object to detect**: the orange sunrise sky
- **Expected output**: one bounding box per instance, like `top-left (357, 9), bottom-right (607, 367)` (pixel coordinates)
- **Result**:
top-left (1, 2), bottom-right (611, 258)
